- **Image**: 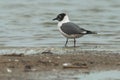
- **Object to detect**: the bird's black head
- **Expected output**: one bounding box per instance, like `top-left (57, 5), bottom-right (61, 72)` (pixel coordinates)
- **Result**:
top-left (53, 13), bottom-right (66, 21)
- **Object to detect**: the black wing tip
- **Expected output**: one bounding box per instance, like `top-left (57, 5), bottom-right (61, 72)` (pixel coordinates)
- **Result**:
top-left (86, 31), bottom-right (97, 34)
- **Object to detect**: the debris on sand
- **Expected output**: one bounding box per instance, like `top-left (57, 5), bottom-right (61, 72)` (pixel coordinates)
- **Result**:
top-left (24, 65), bottom-right (37, 72)
top-left (3, 53), bottom-right (24, 57)
top-left (41, 51), bottom-right (53, 54)
top-left (41, 50), bottom-right (53, 54)
top-left (63, 63), bottom-right (88, 69)
top-left (63, 63), bottom-right (72, 66)
top-left (24, 65), bottom-right (32, 72)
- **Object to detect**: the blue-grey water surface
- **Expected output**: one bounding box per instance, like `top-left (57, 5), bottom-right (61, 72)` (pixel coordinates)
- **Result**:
top-left (26, 70), bottom-right (120, 80)
top-left (0, 0), bottom-right (120, 51)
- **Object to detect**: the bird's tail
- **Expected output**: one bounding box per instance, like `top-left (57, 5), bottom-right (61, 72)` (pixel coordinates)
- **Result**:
top-left (86, 30), bottom-right (97, 34)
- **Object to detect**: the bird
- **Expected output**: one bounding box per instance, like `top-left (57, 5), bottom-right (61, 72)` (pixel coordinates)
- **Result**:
top-left (53, 13), bottom-right (96, 47)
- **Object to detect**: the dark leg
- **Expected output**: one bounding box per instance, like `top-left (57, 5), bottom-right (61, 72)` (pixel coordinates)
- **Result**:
top-left (74, 38), bottom-right (76, 47)
top-left (65, 38), bottom-right (68, 47)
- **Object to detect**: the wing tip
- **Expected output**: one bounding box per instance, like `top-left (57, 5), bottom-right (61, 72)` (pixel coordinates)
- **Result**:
top-left (86, 31), bottom-right (97, 34)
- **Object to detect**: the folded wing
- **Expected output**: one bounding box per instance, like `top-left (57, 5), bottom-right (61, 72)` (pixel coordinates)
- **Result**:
top-left (61, 22), bottom-right (89, 35)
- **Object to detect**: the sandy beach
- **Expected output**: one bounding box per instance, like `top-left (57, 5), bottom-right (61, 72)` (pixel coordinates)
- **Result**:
top-left (0, 50), bottom-right (120, 80)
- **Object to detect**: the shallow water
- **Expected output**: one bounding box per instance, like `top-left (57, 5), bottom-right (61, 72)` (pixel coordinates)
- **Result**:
top-left (77, 70), bottom-right (120, 80)
top-left (26, 70), bottom-right (120, 80)
top-left (0, 0), bottom-right (120, 51)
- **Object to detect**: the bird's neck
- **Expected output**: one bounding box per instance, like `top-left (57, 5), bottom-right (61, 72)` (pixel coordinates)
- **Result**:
top-left (58, 15), bottom-right (70, 27)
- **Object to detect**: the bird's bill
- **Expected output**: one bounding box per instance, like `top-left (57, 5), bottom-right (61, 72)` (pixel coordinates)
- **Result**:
top-left (53, 17), bottom-right (58, 20)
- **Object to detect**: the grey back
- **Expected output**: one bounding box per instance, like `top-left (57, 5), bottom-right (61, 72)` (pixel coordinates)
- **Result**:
top-left (60, 22), bottom-right (86, 35)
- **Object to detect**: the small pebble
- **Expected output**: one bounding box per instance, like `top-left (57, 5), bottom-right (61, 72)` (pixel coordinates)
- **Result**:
top-left (48, 60), bottom-right (52, 63)
top-left (14, 59), bottom-right (19, 62)
top-left (52, 69), bottom-right (57, 72)
top-left (7, 68), bottom-right (12, 73)
top-left (56, 56), bottom-right (61, 59)
top-left (8, 59), bottom-right (12, 61)
top-left (46, 57), bottom-right (49, 59)
top-left (63, 63), bottom-right (71, 66)
top-left (31, 68), bottom-right (37, 71)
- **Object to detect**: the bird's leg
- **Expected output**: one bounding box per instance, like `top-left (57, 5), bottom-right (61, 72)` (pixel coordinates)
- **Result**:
top-left (65, 38), bottom-right (68, 47)
top-left (74, 38), bottom-right (76, 47)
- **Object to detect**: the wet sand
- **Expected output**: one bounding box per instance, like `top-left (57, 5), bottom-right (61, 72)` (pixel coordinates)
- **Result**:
top-left (0, 51), bottom-right (120, 80)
